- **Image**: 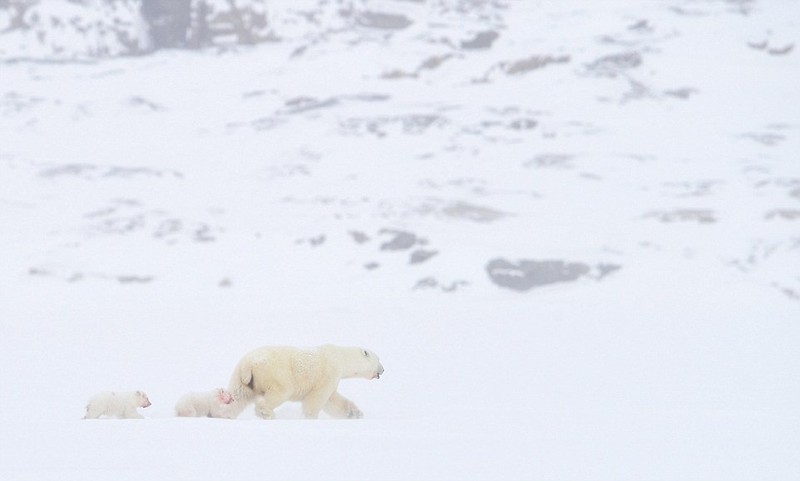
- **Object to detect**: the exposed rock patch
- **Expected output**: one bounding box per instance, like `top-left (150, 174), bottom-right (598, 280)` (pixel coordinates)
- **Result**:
top-left (586, 52), bottom-right (642, 77)
top-left (460, 30), bottom-right (499, 50)
top-left (356, 11), bottom-right (412, 30)
top-left (441, 201), bottom-right (509, 223)
top-left (379, 229), bottom-right (419, 251)
top-left (486, 258), bottom-right (621, 292)
top-left (644, 209), bottom-right (717, 224)
top-left (414, 277), bottom-right (469, 292)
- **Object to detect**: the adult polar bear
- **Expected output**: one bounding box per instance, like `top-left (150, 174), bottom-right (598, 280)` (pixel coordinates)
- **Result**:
top-left (227, 344), bottom-right (384, 420)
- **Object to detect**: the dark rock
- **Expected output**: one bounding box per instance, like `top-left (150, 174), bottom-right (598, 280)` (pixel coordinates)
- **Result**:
top-left (597, 263), bottom-right (622, 279)
top-left (627, 19), bottom-right (653, 32)
top-left (414, 277), bottom-right (439, 290)
top-left (461, 30), bottom-right (499, 50)
top-left (645, 209), bottom-right (717, 224)
top-left (357, 11), bottom-right (412, 30)
top-left (765, 209), bottom-right (800, 221)
top-left (525, 153), bottom-right (574, 169)
top-left (281, 96), bottom-right (339, 115)
top-left (117, 275), bottom-right (154, 284)
top-left (586, 52), bottom-right (642, 77)
top-left (442, 202), bottom-right (508, 223)
top-left (308, 234), bottom-right (326, 247)
top-left (379, 229), bottom-right (417, 251)
top-left (409, 249), bottom-right (438, 264)
top-left (418, 54), bottom-right (454, 72)
top-left (193, 224), bottom-right (216, 242)
top-left (39, 164), bottom-right (97, 178)
top-left (768, 44), bottom-right (794, 55)
top-left (663, 87), bottom-right (698, 99)
top-left (154, 219), bottom-right (182, 238)
top-left (28, 268), bottom-right (50, 277)
top-left (509, 118), bottom-right (537, 130)
top-left (502, 55), bottom-right (570, 75)
top-left (128, 96), bottom-right (166, 111)
top-left (442, 280), bottom-right (469, 292)
top-left (141, 0), bottom-right (192, 49)
top-left (349, 231), bottom-right (371, 244)
top-left (486, 259), bottom-right (591, 291)
top-left (413, 277), bottom-right (468, 292)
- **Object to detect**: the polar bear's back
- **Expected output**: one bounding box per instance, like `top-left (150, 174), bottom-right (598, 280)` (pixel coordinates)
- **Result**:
top-left (238, 346), bottom-right (325, 399)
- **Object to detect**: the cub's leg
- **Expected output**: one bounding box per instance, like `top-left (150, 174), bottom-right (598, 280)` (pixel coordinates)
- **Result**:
top-left (123, 407), bottom-right (144, 419)
top-left (176, 406), bottom-right (197, 417)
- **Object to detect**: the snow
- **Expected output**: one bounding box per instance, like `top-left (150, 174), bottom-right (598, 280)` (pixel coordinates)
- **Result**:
top-left (1, 1), bottom-right (800, 480)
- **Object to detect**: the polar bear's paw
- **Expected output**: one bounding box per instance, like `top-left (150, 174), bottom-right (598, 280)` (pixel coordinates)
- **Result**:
top-left (345, 402), bottom-right (363, 419)
top-left (254, 399), bottom-right (276, 420)
top-left (256, 408), bottom-right (276, 420)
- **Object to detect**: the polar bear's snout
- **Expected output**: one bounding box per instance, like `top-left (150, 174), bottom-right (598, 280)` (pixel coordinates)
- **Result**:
top-left (375, 364), bottom-right (385, 380)
top-left (137, 391), bottom-right (152, 408)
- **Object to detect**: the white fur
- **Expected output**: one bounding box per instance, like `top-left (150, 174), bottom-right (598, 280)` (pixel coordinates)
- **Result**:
top-left (227, 344), bottom-right (384, 420)
top-left (175, 388), bottom-right (234, 418)
top-left (83, 390), bottom-right (151, 419)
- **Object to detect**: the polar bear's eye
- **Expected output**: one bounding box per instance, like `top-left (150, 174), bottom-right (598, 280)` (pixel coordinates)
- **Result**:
top-left (362, 350), bottom-right (369, 357)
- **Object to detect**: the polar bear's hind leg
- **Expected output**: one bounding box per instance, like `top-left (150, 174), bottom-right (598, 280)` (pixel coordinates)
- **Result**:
top-left (253, 385), bottom-right (292, 420)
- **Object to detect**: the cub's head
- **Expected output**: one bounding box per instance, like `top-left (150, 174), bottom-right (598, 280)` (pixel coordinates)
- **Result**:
top-left (349, 347), bottom-right (385, 380)
top-left (216, 388), bottom-right (234, 405)
top-left (136, 391), bottom-right (152, 408)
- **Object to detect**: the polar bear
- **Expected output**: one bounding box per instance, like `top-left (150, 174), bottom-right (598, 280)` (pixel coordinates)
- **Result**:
top-left (227, 344), bottom-right (384, 420)
top-left (175, 388), bottom-right (234, 418)
top-left (83, 390), bottom-right (151, 419)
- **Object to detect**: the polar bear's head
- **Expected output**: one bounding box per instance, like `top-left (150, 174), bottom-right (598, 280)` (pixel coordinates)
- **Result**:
top-left (136, 391), bottom-right (152, 408)
top-left (336, 346), bottom-right (384, 380)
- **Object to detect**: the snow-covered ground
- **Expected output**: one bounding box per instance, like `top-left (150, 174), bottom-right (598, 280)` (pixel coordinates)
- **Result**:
top-left (1, 1), bottom-right (799, 480)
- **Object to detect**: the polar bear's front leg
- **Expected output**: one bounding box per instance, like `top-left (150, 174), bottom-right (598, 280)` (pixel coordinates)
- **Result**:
top-left (323, 391), bottom-right (363, 419)
top-left (302, 383), bottom-right (340, 419)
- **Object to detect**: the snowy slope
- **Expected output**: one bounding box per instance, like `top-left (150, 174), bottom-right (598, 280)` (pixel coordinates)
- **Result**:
top-left (1, 1), bottom-right (799, 480)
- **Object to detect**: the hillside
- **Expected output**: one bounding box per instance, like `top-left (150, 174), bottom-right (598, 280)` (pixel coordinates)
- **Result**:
top-left (1, 1), bottom-right (799, 480)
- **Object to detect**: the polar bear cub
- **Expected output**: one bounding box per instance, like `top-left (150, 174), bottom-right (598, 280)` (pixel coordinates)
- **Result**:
top-left (84, 390), bottom-right (151, 419)
top-left (227, 344), bottom-right (384, 420)
top-left (175, 388), bottom-right (234, 418)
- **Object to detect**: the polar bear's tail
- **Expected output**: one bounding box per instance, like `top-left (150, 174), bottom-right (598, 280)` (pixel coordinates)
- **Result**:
top-left (239, 365), bottom-right (253, 387)
top-left (226, 361), bottom-right (256, 418)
